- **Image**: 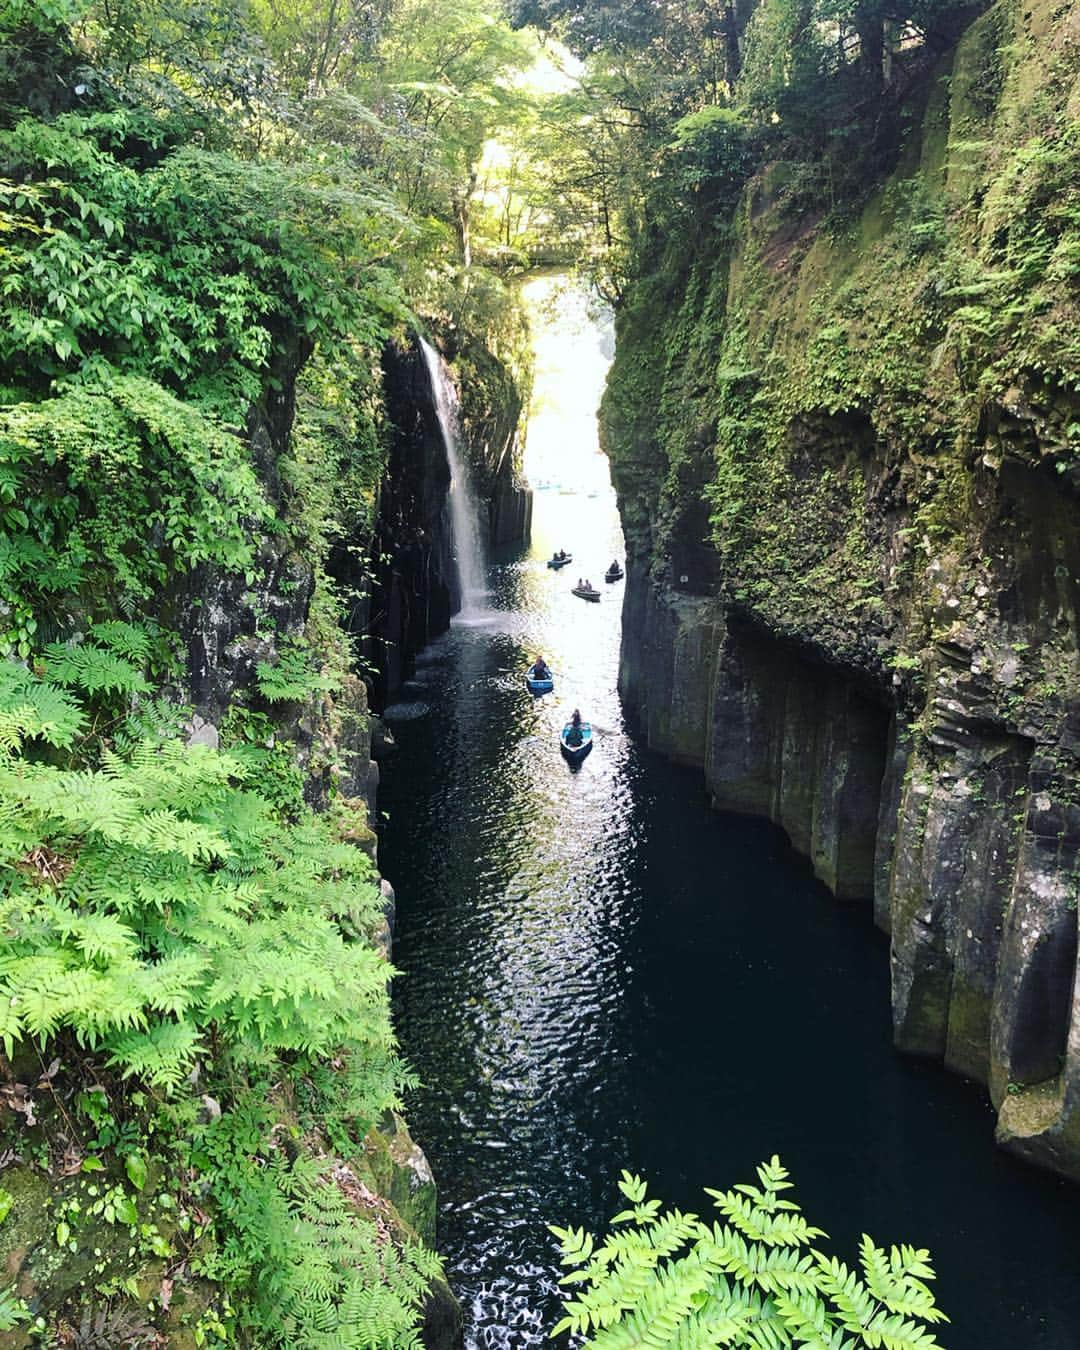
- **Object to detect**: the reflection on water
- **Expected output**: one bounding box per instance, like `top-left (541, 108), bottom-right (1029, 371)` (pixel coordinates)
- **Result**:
top-left (379, 279), bottom-right (1080, 1348)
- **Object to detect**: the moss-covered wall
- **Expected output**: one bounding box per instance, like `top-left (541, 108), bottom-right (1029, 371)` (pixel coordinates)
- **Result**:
top-left (604, 0), bottom-right (1080, 1179)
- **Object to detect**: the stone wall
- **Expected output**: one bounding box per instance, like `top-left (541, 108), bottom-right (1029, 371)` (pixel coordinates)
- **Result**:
top-left (607, 0), bottom-right (1080, 1180)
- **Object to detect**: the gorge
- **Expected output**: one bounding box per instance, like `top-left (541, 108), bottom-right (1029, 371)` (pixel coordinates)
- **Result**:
top-left (0, 0), bottom-right (1078, 1343)
top-left (380, 278), bottom-right (1080, 1350)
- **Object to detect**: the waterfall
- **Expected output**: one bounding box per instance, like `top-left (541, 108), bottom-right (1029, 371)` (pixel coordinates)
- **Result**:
top-left (419, 337), bottom-right (488, 617)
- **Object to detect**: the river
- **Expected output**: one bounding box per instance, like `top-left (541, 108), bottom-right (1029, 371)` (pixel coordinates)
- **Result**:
top-left (379, 278), bottom-right (1080, 1348)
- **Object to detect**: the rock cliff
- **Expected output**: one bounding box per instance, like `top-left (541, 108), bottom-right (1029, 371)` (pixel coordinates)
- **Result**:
top-left (604, 0), bottom-right (1080, 1178)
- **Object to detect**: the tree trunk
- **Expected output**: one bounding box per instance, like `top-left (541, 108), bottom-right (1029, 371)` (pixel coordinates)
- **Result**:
top-left (453, 170), bottom-right (477, 269)
top-left (722, 3), bottom-right (742, 84)
top-left (854, 3), bottom-right (884, 93)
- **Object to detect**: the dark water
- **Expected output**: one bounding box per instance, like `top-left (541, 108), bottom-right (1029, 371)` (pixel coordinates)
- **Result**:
top-left (379, 287), bottom-right (1080, 1348)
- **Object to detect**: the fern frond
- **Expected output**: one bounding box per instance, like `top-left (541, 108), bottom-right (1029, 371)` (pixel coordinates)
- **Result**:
top-left (42, 640), bottom-right (150, 696)
top-left (0, 662), bottom-right (85, 750)
top-left (88, 619), bottom-right (152, 664)
top-left (107, 1018), bottom-right (202, 1089)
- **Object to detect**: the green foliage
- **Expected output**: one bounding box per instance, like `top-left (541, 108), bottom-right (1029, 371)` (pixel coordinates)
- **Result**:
top-left (552, 1158), bottom-right (947, 1347)
top-left (0, 659), bottom-right (85, 750)
top-left (0, 0), bottom-right (534, 1343)
top-left (196, 1102), bottom-right (440, 1347)
top-left (668, 106), bottom-right (754, 218)
top-left (219, 705), bottom-right (308, 819)
top-left (0, 637), bottom-right (430, 1340)
top-left (0, 112), bottom-right (410, 409)
top-left (0, 656), bottom-right (393, 1086)
top-left (0, 373), bottom-right (273, 641)
top-left (364, 0), bottom-right (536, 217)
top-left (256, 643), bottom-right (340, 702)
top-left (0, 1280), bottom-right (28, 1331)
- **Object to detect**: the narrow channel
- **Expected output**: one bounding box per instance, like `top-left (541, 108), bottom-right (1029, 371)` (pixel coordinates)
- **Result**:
top-left (379, 279), bottom-right (1080, 1349)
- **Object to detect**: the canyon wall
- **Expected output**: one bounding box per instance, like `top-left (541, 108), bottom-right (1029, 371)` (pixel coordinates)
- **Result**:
top-left (605, 0), bottom-right (1080, 1178)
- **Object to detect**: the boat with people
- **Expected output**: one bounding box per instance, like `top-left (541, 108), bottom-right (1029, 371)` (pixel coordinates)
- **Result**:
top-left (560, 712), bottom-right (593, 763)
top-left (605, 562), bottom-right (624, 582)
top-left (571, 580), bottom-right (601, 601)
top-left (525, 660), bottom-right (554, 695)
top-left (547, 551), bottom-right (572, 570)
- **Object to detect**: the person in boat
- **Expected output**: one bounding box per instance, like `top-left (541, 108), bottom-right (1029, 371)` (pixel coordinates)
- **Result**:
top-left (531, 656), bottom-right (552, 681)
top-left (609, 560), bottom-right (620, 573)
top-left (558, 549), bottom-right (567, 560)
top-left (566, 708), bottom-right (584, 748)
top-left (577, 577), bottom-right (583, 588)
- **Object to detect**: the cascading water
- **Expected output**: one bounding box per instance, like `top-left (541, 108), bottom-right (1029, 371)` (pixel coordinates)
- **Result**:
top-left (419, 337), bottom-right (488, 617)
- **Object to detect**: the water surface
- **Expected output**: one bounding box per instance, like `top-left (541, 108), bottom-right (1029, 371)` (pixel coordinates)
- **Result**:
top-left (380, 279), bottom-right (1080, 1348)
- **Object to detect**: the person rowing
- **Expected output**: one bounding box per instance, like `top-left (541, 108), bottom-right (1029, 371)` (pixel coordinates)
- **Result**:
top-left (531, 656), bottom-right (552, 681)
top-left (565, 708), bottom-right (584, 747)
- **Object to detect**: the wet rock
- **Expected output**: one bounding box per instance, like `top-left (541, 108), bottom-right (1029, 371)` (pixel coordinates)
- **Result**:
top-left (185, 715), bottom-right (219, 750)
top-left (380, 877), bottom-right (397, 944)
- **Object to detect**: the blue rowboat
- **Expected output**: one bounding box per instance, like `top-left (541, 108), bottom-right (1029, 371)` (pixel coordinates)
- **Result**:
top-left (560, 722), bottom-right (593, 763)
top-left (526, 669), bottom-right (554, 695)
top-left (547, 554), bottom-right (572, 569)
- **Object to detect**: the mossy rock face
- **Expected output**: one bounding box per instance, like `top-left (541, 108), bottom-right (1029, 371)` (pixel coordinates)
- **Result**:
top-left (1, 1165), bottom-right (133, 1313)
top-left (0, 1155), bottom-right (219, 1346)
top-left (360, 1112), bottom-right (438, 1249)
top-left (603, 0), bottom-right (1080, 1182)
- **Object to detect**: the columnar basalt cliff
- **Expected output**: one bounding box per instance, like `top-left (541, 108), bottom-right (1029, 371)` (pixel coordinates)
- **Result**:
top-left (605, 0), bottom-right (1080, 1178)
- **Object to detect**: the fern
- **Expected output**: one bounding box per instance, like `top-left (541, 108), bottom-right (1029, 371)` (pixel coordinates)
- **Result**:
top-left (42, 640), bottom-right (150, 696)
top-left (255, 645), bottom-right (339, 703)
top-left (0, 666), bottom-right (395, 1092)
top-left (87, 620), bottom-right (153, 665)
top-left (200, 1106), bottom-right (440, 1348)
top-left (552, 1160), bottom-right (948, 1348)
top-left (0, 658), bottom-right (428, 1341)
top-left (0, 661), bottom-right (85, 751)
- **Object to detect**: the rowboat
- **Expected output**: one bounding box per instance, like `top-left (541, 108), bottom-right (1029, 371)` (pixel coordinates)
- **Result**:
top-left (547, 554), bottom-right (572, 569)
top-left (605, 565), bottom-right (624, 582)
top-left (572, 585), bottom-right (600, 602)
top-left (526, 668), bottom-right (554, 695)
top-left (560, 722), bottom-right (593, 762)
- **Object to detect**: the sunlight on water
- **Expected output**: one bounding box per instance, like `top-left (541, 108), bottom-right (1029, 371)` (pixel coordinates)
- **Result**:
top-left (520, 274), bottom-right (616, 535)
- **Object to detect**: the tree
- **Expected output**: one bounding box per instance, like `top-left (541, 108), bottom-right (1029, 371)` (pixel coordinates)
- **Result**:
top-left (251, 0), bottom-right (393, 93)
top-left (359, 0), bottom-right (537, 231)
